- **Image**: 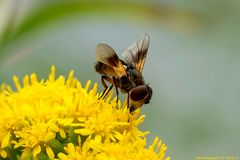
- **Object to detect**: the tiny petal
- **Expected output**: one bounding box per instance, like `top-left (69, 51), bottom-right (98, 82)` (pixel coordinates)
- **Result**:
top-left (13, 75), bottom-right (21, 91)
top-left (23, 75), bottom-right (30, 87)
top-left (85, 80), bottom-right (91, 91)
top-left (33, 144), bottom-right (41, 157)
top-left (66, 143), bottom-right (75, 153)
top-left (0, 150), bottom-right (7, 158)
top-left (49, 65), bottom-right (56, 81)
top-left (21, 149), bottom-right (31, 160)
top-left (58, 118), bottom-right (74, 125)
top-left (58, 153), bottom-right (68, 159)
top-left (74, 128), bottom-right (94, 135)
top-left (30, 73), bottom-right (38, 84)
top-left (1, 131), bottom-right (10, 148)
top-left (59, 128), bottom-right (66, 139)
top-left (46, 146), bottom-right (55, 159)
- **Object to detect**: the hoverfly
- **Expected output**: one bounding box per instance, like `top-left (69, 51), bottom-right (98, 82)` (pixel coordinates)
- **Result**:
top-left (94, 33), bottom-right (152, 113)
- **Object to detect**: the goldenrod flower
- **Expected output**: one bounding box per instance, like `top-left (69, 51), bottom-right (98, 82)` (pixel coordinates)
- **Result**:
top-left (0, 66), bottom-right (170, 160)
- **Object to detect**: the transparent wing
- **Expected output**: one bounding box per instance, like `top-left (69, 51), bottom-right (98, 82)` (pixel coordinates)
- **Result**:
top-left (96, 43), bottom-right (126, 77)
top-left (122, 33), bottom-right (150, 73)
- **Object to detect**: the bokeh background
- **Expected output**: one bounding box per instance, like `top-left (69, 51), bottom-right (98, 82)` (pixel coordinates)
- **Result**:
top-left (0, 0), bottom-right (239, 159)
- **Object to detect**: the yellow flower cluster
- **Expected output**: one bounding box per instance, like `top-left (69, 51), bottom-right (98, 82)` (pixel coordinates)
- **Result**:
top-left (0, 66), bottom-right (170, 160)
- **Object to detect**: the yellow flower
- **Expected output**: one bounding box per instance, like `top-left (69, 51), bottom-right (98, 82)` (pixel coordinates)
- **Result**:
top-left (0, 66), bottom-right (170, 159)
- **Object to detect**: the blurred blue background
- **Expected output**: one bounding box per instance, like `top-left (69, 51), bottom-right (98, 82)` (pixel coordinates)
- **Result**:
top-left (0, 0), bottom-right (239, 159)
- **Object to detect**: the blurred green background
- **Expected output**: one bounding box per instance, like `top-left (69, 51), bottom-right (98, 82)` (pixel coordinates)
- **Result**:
top-left (0, 0), bottom-right (239, 159)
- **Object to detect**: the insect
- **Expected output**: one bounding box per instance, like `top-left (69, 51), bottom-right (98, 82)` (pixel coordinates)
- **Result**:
top-left (94, 33), bottom-right (152, 113)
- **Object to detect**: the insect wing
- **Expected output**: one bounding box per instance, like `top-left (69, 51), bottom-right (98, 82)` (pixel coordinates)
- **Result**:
top-left (122, 33), bottom-right (150, 73)
top-left (95, 61), bottom-right (116, 76)
top-left (96, 43), bottom-right (127, 77)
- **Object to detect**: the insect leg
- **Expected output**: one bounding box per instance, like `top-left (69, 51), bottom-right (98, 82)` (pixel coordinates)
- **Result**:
top-left (112, 77), bottom-right (119, 104)
top-left (102, 84), bottom-right (113, 100)
top-left (127, 92), bottom-right (134, 113)
top-left (99, 75), bottom-right (114, 99)
top-left (127, 93), bottom-right (130, 108)
top-left (130, 105), bottom-right (135, 113)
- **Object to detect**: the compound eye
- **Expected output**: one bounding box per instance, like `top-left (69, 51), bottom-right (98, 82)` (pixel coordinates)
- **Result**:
top-left (129, 85), bottom-right (149, 101)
